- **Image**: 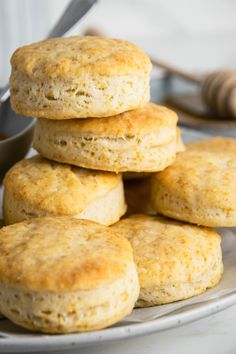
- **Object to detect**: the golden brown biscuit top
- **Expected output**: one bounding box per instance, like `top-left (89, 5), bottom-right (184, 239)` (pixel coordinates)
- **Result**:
top-left (4, 156), bottom-right (121, 215)
top-left (37, 103), bottom-right (177, 141)
top-left (112, 214), bottom-right (221, 288)
top-left (11, 36), bottom-right (151, 79)
top-left (153, 137), bottom-right (236, 210)
top-left (0, 217), bottom-right (133, 291)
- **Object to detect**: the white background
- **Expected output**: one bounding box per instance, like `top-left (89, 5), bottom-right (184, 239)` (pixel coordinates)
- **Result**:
top-left (1, 0), bottom-right (236, 85)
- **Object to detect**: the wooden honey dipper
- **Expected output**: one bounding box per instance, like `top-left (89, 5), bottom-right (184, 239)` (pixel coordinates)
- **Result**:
top-left (152, 58), bottom-right (236, 119)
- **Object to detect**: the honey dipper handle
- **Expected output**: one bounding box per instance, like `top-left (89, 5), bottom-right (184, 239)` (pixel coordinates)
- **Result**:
top-left (151, 58), bottom-right (202, 85)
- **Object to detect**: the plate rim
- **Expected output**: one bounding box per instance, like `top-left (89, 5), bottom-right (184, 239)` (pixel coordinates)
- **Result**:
top-left (1, 292), bottom-right (236, 353)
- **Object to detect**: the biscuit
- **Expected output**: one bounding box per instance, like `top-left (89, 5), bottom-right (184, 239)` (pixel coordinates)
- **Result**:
top-left (0, 217), bottom-right (139, 333)
top-left (123, 127), bottom-right (185, 180)
top-left (151, 137), bottom-right (236, 227)
top-left (112, 214), bottom-right (223, 306)
top-left (33, 103), bottom-right (178, 173)
top-left (3, 156), bottom-right (126, 226)
top-left (10, 36), bottom-right (151, 119)
top-left (124, 178), bottom-right (155, 215)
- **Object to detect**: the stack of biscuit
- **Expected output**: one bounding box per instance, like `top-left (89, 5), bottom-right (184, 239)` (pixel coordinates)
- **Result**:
top-left (4, 36), bottom-right (181, 225)
top-left (0, 36), bottom-right (226, 334)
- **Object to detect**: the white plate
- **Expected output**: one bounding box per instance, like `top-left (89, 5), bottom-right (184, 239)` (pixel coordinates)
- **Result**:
top-left (0, 292), bottom-right (236, 353)
top-left (1, 127), bottom-right (236, 353)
